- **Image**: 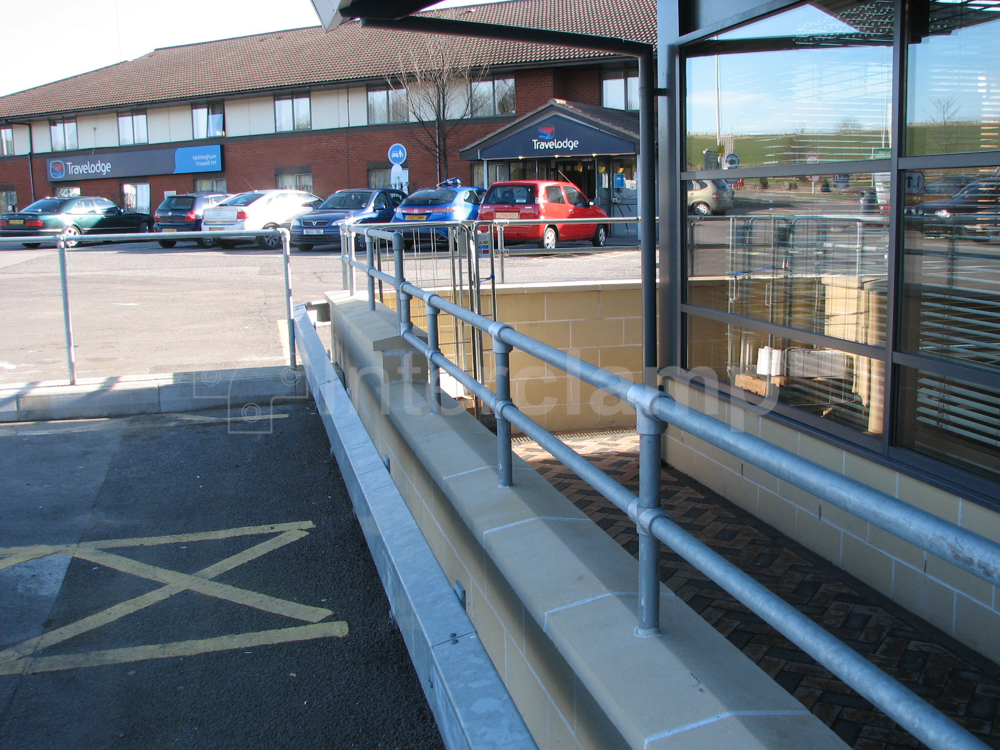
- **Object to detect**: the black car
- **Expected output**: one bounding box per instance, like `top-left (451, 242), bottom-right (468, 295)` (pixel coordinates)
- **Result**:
top-left (153, 192), bottom-right (231, 248)
top-left (290, 188), bottom-right (407, 251)
top-left (0, 196), bottom-right (152, 248)
top-left (907, 178), bottom-right (1000, 239)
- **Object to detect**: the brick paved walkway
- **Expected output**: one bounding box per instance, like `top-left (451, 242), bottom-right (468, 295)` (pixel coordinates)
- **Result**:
top-left (512, 431), bottom-right (1000, 750)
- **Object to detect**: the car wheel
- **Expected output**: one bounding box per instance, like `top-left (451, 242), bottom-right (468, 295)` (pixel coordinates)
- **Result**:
top-left (217, 240), bottom-right (237, 250)
top-left (158, 239), bottom-right (177, 249)
top-left (691, 201), bottom-right (712, 216)
top-left (295, 243), bottom-right (313, 252)
top-left (21, 243), bottom-right (40, 249)
top-left (541, 226), bottom-right (558, 250)
top-left (258, 225), bottom-right (282, 250)
top-left (61, 225), bottom-right (81, 248)
top-left (196, 237), bottom-right (215, 249)
top-left (138, 221), bottom-right (150, 233)
top-left (592, 225), bottom-right (607, 248)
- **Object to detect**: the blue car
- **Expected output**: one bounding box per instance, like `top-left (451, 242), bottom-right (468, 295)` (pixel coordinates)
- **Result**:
top-left (390, 179), bottom-right (486, 249)
top-left (290, 188), bottom-right (407, 251)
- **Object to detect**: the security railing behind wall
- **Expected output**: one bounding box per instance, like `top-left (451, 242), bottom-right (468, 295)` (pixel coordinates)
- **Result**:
top-left (344, 225), bottom-right (999, 750)
top-left (0, 229), bottom-right (296, 386)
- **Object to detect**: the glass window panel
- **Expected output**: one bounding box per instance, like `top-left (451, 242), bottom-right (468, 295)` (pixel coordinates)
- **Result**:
top-left (387, 89), bottom-right (407, 123)
top-left (275, 97), bottom-right (293, 132)
top-left (906, 1), bottom-right (1000, 156)
top-left (64, 121), bottom-right (77, 150)
top-left (208, 103), bottom-right (224, 137)
top-left (192, 105), bottom-right (208, 139)
top-left (687, 315), bottom-right (885, 435)
top-left (293, 96), bottom-right (311, 130)
top-left (471, 80), bottom-right (493, 117)
top-left (626, 76), bottom-right (639, 111)
top-left (134, 113), bottom-right (147, 144)
top-left (684, 1), bottom-right (893, 170)
top-left (1, 127), bottom-right (13, 156)
top-left (896, 366), bottom-right (1000, 484)
top-left (901, 167), bottom-right (1000, 372)
top-left (50, 122), bottom-right (65, 152)
top-left (495, 78), bottom-right (515, 115)
top-left (118, 115), bottom-right (134, 146)
top-left (685, 173), bottom-right (889, 346)
top-left (602, 77), bottom-right (625, 110)
top-left (368, 90), bottom-right (388, 124)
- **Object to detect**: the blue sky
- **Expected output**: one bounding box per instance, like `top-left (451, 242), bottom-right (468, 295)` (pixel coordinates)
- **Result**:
top-left (0, 0), bottom-right (506, 98)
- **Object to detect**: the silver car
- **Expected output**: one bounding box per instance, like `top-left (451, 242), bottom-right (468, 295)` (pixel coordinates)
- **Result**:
top-left (202, 189), bottom-right (320, 249)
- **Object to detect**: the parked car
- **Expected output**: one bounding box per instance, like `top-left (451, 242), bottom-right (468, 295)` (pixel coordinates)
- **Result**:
top-left (291, 188), bottom-right (407, 251)
top-left (153, 192), bottom-right (231, 248)
top-left (478, 180), bottom-right (609, 249)
top-left (0, 196), bottom-right (152, 248)
top-left (390, 179), bottom-right (485, 249)
top-left (687, 179), bottom-right (734, 216)
top-left (202, 190), bottom-right (321, 249)
top-left (905, 178), bottom-right (1000, 239)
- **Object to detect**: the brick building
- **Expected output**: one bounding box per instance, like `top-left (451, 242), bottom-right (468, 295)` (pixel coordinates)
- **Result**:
top-left (0, 0), bottom-right (654, 217)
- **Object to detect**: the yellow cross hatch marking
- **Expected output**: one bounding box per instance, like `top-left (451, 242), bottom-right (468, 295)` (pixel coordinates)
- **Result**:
top-left (0, 522), bottom-right (347, 674)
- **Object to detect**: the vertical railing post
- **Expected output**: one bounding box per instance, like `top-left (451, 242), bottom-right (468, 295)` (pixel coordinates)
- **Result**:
top-left (57, 235), bottom-right (77, 385)
top-left (635, 403), bottom-right (666, 637)
top-left (340, 224), bottom-right (349, 291)
top-left (348, 226), bottom-right (357, 297)
top-left (490, 322), bottom-right (514, 489)
top-left (280, 228), bottom-right (296, 368)
top-left (365, 233), bottom-right (375, 312)
top-left (427, 301), bottom-right (442, 414)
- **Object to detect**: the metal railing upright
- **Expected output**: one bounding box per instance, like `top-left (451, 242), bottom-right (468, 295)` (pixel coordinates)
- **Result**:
top-left (340, 224), bottom-right (997, 750)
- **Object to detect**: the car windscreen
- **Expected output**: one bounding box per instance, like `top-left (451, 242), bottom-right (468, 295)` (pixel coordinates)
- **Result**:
top-left (20, 199), bottom-right (67, 213)
top-left (320, 191), bottom-right (371, 210)
top-left (220, 193), bottom-right (265, 207)
top-left (483, 185), bottom-right (536, 205)
top-left (159, 196), bottom-right (196, 210)
top-left (400, 189), bottom-right (458, 207)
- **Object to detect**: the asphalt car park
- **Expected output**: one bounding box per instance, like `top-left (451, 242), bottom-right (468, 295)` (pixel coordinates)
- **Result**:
top-left (0, 403), bottom-right (444, 750)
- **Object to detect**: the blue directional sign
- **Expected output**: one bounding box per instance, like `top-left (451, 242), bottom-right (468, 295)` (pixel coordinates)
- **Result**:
top-left (388, 143), bottom-right (407, 165)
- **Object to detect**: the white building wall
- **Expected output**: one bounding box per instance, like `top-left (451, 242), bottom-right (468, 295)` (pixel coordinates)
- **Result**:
top-left (30, 121), bottom-right (51, 153)
top-left (146, 108), bottom-right (172, 144)
top-left (347, 87), bottom-right (368, 127)
top-left (224, 99), bottom-right (251, 138)
top-left (311, 89), bottom-right (344, 130)
top-left (247, 96), bottom-right (276, 135)
top-left (12, 125), bottom-right (31, 156)
top-left (167, 105), bottom-right (193, 142)
top-left (77, 113), bottom-right (119, 149)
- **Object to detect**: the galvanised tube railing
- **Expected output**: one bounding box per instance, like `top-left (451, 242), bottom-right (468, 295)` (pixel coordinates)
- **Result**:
top-left (0, 229), bottom-right (295, 384)
top-left (341, 226), bottom-right (995, 750)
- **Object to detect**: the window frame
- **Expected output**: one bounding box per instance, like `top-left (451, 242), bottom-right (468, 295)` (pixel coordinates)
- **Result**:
top-left (50, 119), bottom-right (78, 152)
top-left (275, 93), bottom-right (312, 132)
top-left (117, 111), bottom-right (148, 146)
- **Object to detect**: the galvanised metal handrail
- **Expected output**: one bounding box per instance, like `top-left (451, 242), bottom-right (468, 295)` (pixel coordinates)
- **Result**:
top-left (0, 229), bottom-right (296, 385)
top-left (342, 225), bottom-right (996, 750)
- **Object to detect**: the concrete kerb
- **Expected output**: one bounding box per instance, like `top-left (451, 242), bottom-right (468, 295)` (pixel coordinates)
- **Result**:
top-left (0, 367), bottom-right (308, 423)
top-left (293, 304), bottom-right (537, 750)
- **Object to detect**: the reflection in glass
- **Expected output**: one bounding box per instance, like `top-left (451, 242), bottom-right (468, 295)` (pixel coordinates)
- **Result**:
top-left (902, 168), bottom-right (1000, 372)
top-left (897, 367), bottom-right (1000, 483)
top-left (685, 1), bottom-right (893, 170)
top-left (685, 174), bottom-right (889, 346)
top-left (687, 316), bottom-right (884, 435)
top-left (906, 1), bottom-right (1000, 156)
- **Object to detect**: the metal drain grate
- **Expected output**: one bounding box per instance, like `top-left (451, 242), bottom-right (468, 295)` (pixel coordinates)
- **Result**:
top-left (511, 427), bottom-right (635, 445)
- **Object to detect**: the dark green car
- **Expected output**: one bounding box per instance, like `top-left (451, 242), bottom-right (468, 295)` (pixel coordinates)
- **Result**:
top-left (0, 196), bottom-right (153, 248)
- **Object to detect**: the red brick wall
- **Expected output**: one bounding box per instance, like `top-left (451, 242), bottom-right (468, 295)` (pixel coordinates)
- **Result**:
top-left (514, 68), bottom-right (558, 114)
top-left (556, 67), bottom-right (603, 107)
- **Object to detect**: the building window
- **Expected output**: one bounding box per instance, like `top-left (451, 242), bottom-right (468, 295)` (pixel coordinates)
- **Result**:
top-left (275, 94), bottom-right (311, 132)
top-left (121, 183), bottom-right (150, 214)
top-left (118, 111), bottom-right (147, 146)
top-left (276, 170), bottom-right (313, 192)
top-left (367, 87), bottom-right (408, 124)
top-left (192, 102), bottom-right (225, 139)
top-left (195, 178), bottom-right (227, 193)
top-left (602, 71), bottom-right (638, 111)
top-left (50, 119), bottom-right (78, 152)
top-left (470, 77), bottom-right (515, 117)
top-left (1, 127), bottom-right (13, 156)
top-left (0, 190), bottom-right (16, 212)
top-left (55, 186), bottom-right (81, 198)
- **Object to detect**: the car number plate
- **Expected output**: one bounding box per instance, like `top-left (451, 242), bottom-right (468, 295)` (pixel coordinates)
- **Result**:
top-left (496, 212), bottom-right (519, 220)
top-left (162, 228), bottom-right (176, 232)
top-left (9, 219), bottom-right (23, 225)
top-left (303, 228), bottom-right (324, 235)
top-left (405, 215), bottom-right (428, 221)
top-left (209, 226), bottom-right (225, 231)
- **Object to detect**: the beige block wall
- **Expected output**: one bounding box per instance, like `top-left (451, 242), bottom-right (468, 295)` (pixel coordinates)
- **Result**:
top-left (376, 281), bottom-right (644, 433)
top-left (664, 379), bottom-right (1000, 664)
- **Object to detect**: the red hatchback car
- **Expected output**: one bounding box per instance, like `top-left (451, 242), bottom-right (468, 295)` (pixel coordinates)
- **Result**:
top-left (478, 180), bottom-right (609, 249)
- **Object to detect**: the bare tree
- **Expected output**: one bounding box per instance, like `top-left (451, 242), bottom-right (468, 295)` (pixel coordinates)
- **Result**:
top-left (927, 96), bottom-right (960, 154)
top-left (386, 36), bottom-right (499, 184)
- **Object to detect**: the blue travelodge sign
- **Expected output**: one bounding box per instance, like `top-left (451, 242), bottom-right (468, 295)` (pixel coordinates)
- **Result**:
top-left (479, 115), bottom-right (635, 160)
top-left (47, 145), bottom-right (223, 182)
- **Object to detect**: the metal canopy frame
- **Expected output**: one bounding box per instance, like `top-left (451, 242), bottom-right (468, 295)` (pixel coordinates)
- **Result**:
top-left (321, 0), bottom-right (660, 385)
